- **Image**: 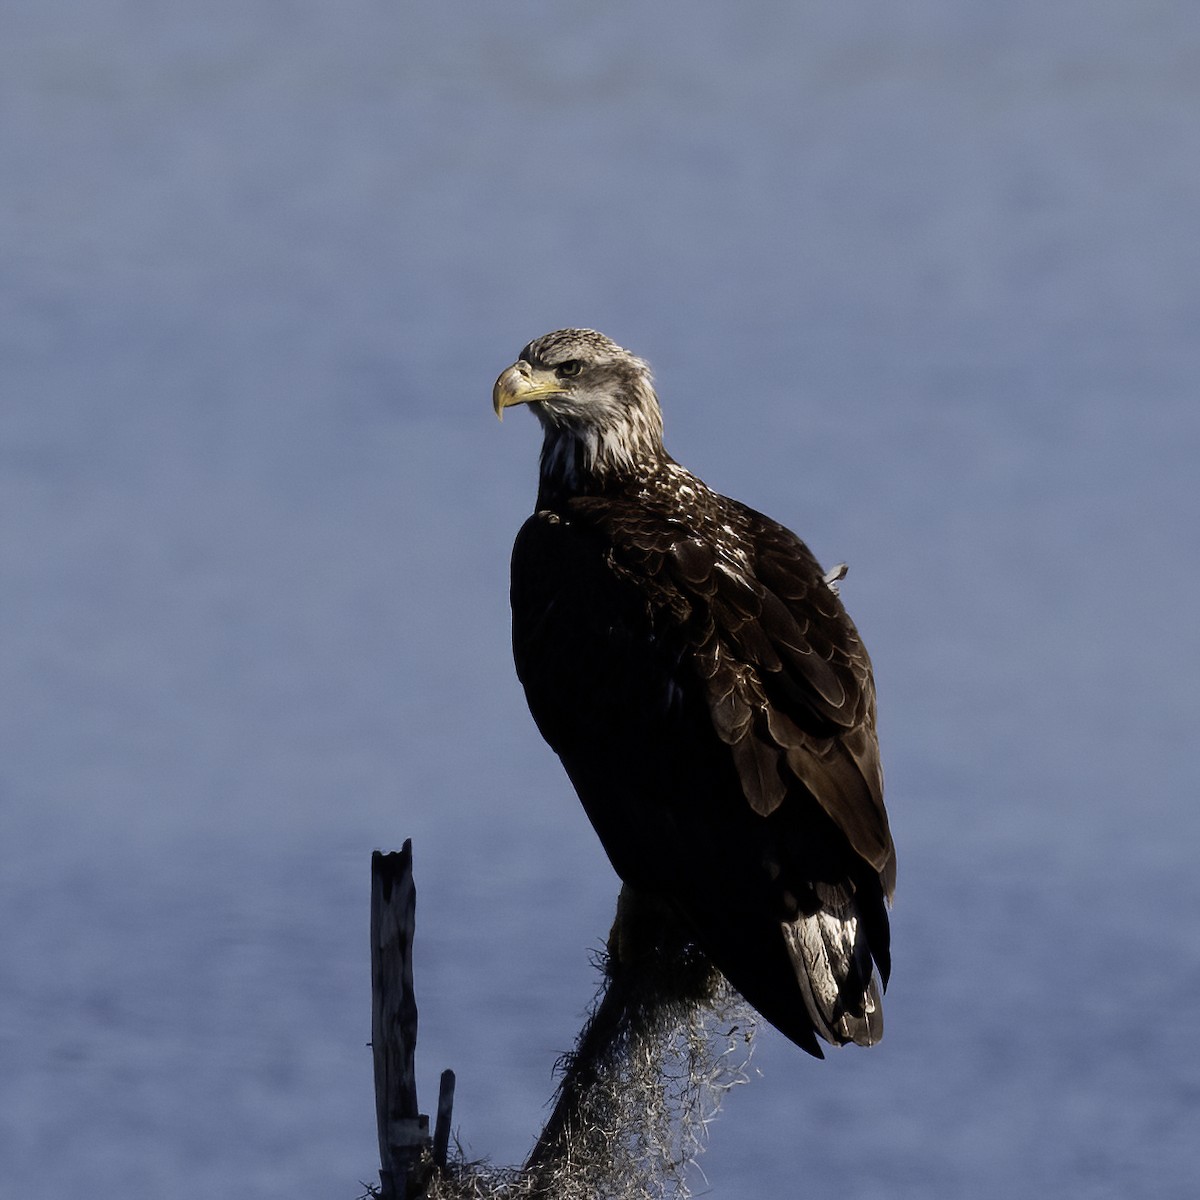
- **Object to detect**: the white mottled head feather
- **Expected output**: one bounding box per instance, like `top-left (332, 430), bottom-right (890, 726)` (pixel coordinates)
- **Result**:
top-left (516, 329), bottom-right (666, 496)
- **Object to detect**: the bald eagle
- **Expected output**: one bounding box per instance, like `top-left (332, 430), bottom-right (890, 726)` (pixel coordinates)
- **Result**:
top-left (495, 329), bottom-right (894, 1057)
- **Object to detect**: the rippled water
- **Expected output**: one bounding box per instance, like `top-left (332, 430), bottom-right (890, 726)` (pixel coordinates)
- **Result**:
top-left (3, 2), bottom-right (1199, 1196)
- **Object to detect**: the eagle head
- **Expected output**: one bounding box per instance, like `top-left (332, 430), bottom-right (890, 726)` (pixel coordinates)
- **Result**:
top-left (494, 329), bottom-right (666, 494)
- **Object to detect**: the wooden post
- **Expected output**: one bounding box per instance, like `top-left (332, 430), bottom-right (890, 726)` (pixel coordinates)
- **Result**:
top-left (365, 844), bottom-right (737, 1196)
top-left (371, 844), bottom-right (430, 1199)
top-left (432, 1068), bottom-right (456, 1171)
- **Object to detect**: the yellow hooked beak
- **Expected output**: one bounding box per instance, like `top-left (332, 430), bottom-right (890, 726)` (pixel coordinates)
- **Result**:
top-left (492, 362), bottom-right (566, 421)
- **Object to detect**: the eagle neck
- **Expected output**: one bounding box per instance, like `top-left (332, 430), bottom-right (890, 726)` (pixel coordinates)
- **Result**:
top-left (535, 424), bottom-right (666, 508)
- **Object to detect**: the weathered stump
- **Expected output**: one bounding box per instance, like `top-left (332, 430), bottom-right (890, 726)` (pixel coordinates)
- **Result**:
top-left (368, 843), bottom-right (747, 1198)
top-left (371, 844), bottom-right (435, 1199)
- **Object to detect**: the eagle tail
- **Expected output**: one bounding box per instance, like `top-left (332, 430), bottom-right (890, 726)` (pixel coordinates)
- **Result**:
top-left (782, 908), bottom-right (884, 1047)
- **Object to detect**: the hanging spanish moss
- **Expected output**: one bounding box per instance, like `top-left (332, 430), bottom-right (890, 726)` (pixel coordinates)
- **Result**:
top-left (423, 938), bottom-right (756, 1200)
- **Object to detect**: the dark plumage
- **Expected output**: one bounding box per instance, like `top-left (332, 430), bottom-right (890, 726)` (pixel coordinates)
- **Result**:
top-left (494, 328), bottom-right (895, 1057)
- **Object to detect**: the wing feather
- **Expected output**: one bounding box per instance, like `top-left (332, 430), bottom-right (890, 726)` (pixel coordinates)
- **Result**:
top-left (511, 471), bottom-right (894, 1052)
top-left (555, 486), bottom-right (894, 889)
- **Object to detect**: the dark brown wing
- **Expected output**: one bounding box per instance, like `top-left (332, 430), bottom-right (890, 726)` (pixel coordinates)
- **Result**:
top-left (510, 483), bottom-right (893, 1053)
top-left (701, 498), bottom-right (894, 893)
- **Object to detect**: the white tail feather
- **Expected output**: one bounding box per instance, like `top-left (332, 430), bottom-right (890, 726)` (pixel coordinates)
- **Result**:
top-left (782, 911), bottom-right (882, 1047)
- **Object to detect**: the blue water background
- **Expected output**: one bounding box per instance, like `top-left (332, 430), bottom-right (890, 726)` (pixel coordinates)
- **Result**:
top-left (3, 2), bottom-right (1199, 1196)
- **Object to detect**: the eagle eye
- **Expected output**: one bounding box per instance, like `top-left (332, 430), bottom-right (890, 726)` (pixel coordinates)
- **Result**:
top-left (556, 360), bottom-right (584, 379)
